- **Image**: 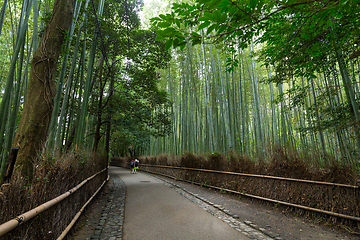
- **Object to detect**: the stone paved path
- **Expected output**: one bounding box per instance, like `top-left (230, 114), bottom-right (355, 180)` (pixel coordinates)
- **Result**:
top-left (118, 167), bottom-right (249, 240)
top-left (89, 171), bottom-right (125, 240)
top-left (87, 167), bottom-right (283, 240)
top-left (74, 166), bottom-right (356, 240)
top-left (147, 174), bottom-right (279, 240)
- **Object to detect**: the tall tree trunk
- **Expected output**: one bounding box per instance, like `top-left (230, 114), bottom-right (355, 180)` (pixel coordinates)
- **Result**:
top-left (105, 67), bottom-right (115, 164)
top-left (12, 0), bottom-right (75, 181)
top-left (92, 56), bottom-right (105, 153)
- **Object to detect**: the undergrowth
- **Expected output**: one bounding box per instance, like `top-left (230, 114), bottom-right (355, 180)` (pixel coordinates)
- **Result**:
top-left (122, 146), bottom-right (358, 184)
top-left (0, 149), bottom-right (108, 240)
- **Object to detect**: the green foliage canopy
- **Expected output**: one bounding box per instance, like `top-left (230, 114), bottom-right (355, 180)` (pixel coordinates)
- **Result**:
top-left (84, 0), bottom-right (172, 157)
top-left (151, 0), bottom-right (359, 76)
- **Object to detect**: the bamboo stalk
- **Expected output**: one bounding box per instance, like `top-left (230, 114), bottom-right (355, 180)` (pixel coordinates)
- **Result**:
top-left (47, 0), bottom-right (81, 152)
top-left (32, 0), bottom-right (38, 51)
top-left (75, 0), bottom-right (105, 147)
top-left (55, 0), bottom-right (88, 151)
top-left (268, 65), bottom-right (279, 145)
top-left (0, 0), bottom-right (8, 36)
top-left (0, 0), bottom-right (32, 178)
top-left (0, 167), bottom-right (108, 237)
top-left (0, 0), bottom-right (32, 156)
top-left (3, 37), bottom-right (26, 158)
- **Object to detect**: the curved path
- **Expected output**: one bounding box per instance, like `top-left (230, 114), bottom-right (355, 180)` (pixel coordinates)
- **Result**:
top-left (111, 167), bottom-right (250, 240)
top-left (74, 167), bottom-right (355, 240)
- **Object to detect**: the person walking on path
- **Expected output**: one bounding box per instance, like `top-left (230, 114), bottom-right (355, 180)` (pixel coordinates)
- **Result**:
top-left (134, 159), bottom-right (139, 173)
top-left (130, 159), bottom-right (135, 174)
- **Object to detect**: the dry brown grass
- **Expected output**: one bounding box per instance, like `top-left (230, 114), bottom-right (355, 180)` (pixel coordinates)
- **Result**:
top-left (0, 149), bottom-right (108, 240)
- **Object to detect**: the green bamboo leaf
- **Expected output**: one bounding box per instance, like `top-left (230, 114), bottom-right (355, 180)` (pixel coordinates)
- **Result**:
top-left (221, 13), bottom-right (227, 22)
top-left (219, 0), bottom-right (231, 7)
top-left (175, 19), bottom-right (181, 28)
top-left (198, 17), bottom-right (208, 21)
top-left (191, 31), bottom-right (201, 37)
top-left (165, 39), bottom-right (173, 50)
top-left (173, 38), bottom-right (179, 47)
top-left (198, 21), bottom-right (210, 30)
top-left (250, 0), bottom-right (257, 9)
top-left (206, 24), bottom-right (217, 34)
top-left (150, 17), bottom-right (161, 22)
top-left (179, 42), bottom-right (187, 50)
top-left (159, 14), bottom-right (168, 20)
top-left (191, 38), bottom-right (202, 45)
top-left (217, 25), bottom-right (227, 34)
top-left (155, 35), bottom-right (165, 41)
top-left (213, 10), bottom-right (222, 21)
top-left (208, 0), bottom-right (220, 8)
top-left (158, 22), bottom-right (170, 28)
top-left (162, 27), bottom-right (175, 35)
top-left (177, 36), bottom-right (185, 43)
top-left (204, 12), bottom-right (214, 20)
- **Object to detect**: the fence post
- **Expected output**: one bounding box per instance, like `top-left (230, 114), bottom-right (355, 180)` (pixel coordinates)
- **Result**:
top-left (1, 148), bottom-right (19, 184)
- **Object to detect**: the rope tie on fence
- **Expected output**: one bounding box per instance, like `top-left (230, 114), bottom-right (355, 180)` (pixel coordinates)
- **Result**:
top-left (15, 216), bottom-right (24, 226)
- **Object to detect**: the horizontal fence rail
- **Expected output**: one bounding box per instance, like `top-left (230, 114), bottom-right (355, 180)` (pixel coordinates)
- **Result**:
top-left (0, 167), bottom-right (108, 237)
top-left (57, 174), bottom-right (110, 240)
top-left (141, 164), bottom-right (359, 189)
top-left (140, 164), bottom-right (360, 223)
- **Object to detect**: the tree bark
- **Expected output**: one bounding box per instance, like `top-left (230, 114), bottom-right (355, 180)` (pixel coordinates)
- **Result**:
top-left (12, 0), bottom-right (75, 181)
top-left (92, 56), bottom-right (105, 153)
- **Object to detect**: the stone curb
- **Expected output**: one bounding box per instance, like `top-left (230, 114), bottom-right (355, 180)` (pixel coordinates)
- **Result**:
top-left (90, 173), bottom-right (126, 240)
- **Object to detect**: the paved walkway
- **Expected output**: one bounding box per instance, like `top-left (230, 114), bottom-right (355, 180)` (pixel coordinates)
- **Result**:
top-left (87, 169), bottom-right (126, 240)
top-left (89, 167), bottom-right (275, 240)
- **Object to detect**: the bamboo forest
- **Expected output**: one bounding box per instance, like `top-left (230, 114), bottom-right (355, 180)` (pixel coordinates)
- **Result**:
top-left (1, 0), bottom-right (360, 182)
top-left (148, 0), bottom-right (360, 169)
